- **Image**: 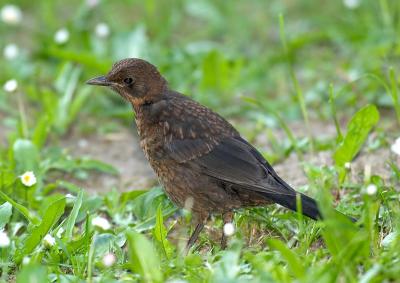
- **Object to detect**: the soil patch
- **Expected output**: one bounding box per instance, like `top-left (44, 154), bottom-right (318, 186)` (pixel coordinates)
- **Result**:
top-left (61, 126), bottom-right (157, 193)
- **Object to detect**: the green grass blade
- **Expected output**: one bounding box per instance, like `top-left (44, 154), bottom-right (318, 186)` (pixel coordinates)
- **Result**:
top-left (16, 197), bottom-right (66, 262)
top-left (64, 190), bottom-right (84, 241)
top-left (126, 230), bottom-right (163, 283)
top-left (267, 239), bottom-right (305, 279)
top-left (0, 190), bottom-right (40, 225)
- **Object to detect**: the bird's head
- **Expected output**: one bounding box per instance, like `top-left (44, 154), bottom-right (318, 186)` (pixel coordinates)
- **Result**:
top-left (86, 58), bottom-right (167, 106)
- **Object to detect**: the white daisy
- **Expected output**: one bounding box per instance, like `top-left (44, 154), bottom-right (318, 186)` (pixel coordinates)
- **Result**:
top-left (92, 216), bottom-right (111, 230)
top-left (365, 184), bottom-right (377, 196)
top-left (0, 230), bottom-right (10, 247)
top-left (343, 0), bottom-right (360, 9)
top-left (43, 234), bottom-right (56, 247)
top-left (391, 137), bottom-right (400, 156)
top-left (102, 252), bottom-right (116, 267)
top-left (86, 0), bottom-right (100, 8)
top-left (3, 79), bottom-right (18, 93)
top-left (3, 43), bottom-right (19, 60)
top-left (22, 257), bottom-right (30, 265)
top-left (95, 22), bottom-right (110, 38)
top-left (54, 28), bottom-right (70, 44)
top-left (223, 222), bottom-right (235, 236)
top-left (20, 171), bottom-right (36, 187)
top-left (0, 4), bottom-right (22, 25)
top-left (20, 171), bottom-right (37, 187)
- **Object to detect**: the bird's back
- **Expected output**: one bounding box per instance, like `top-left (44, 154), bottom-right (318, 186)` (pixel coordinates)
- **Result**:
top-left (135, 90), bottom-right (239, 163)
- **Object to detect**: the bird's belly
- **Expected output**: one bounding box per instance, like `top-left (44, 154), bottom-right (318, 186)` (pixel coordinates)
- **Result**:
top-left (151, 161), bottom-right (192, 208)
top-left (147, 159), bottom-right (244, 214)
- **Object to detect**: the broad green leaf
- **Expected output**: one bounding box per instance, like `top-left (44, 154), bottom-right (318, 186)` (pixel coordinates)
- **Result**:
top-left (75, 196), bottom-right (103, 223)
top-left (16, 197), bottom-right (66, 261)
top-left (17, 264), bottom-right (47, 283)
top-left (54, 63), bottom-right (82, 134)
top-left (13, 139), bottom-right (40, 174)
top-left (120, 190), bottom-right (147, 203)
top-left (32, 114), bottom-right (51, 149)
top-left (68, 87), bottom-right (91, 127)
top-left (57, 180), bottom-right (82, 193)
top-left (0, 191), bottom-right (40, 225)
top-left (64, 190), bottom-right (84, 241)
top-left (77, 158), bottom-right (118, 175)
top-left (91, 233), bottom-right (121, 259)
top-left (153, 205), bottom-right (173, 259)
top-left (131, 187), bottom-right (175, 221)
top-left (0, 202), bottom-right (12, 229)
top-left (126, 230), bottom-right (163, 283)
top-left (131, 188), bottom-right (176, 232)
top-left (333, 104), bottom-right (379, 181)
top-left (133, 205), bottom-right (176, 232)
top-left (200, 50), bottom-right (242, 94)
top-left (267, 239), bottom-right (305, 279)
top-left (211, 245), bottom-right (242, 282)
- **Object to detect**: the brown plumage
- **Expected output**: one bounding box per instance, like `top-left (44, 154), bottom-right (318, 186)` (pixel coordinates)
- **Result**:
top-left (87, 58), bottom-right (324, 249)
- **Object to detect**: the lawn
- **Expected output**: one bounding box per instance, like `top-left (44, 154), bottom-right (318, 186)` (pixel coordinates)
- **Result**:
top-left (1, 0), bottom-right (400, 282)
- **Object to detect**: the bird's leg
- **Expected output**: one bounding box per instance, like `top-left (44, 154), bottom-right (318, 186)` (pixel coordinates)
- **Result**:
top-left (186, 222), bottom-right (205, 250)
top-left (221, 211), bottom-right (234, 249)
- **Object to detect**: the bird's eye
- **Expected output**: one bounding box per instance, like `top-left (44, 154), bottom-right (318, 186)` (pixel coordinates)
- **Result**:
top-left (123, 77), bottom-right (133, 85)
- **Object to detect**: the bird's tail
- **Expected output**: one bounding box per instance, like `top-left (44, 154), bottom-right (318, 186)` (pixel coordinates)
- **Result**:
top-left (255, 174), bottom-right (322, 220)
top-left (257, 176), bottom-right (358, 222)
top-left (261, 190), bottom-right (322, 220)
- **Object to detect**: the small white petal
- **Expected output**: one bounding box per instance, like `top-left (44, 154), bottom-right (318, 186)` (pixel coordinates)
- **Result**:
top-left (343, 0), bottom-right (360, 9)
top-left (86, 0), bottom-right (100, 8)
top-left (54, 28), bottom-right (70, 44)
top-left (43, 234), bottom-right (56, 247)
top-left (0, 230), bottom-right (11, 247)
top-left (365, 184), bottom-right (378, 196)
top-left (95, 22), bottom-right (110, 38)
top-left (344, 162), bottom-right (351, 170)
top-left (102, 252), bottom-right (116, 267)
top-left (390, 137), bottom-right (400, 156)
top-left (0, 4), bottom-right (22, 25)
top-left (22, 257), bottom-right (30, 265)
top-left (3, 43), bottom-right (19, 60)
top-left (223, 222), bottom-right (235, 237)
top-left (92, 216), bottom-right (111, 230)
top-left (20, 171), bottom-right (37, 187)
top-left (3, 79), bottom-right (18, 93)
top-left (56, 227), bottom-right (65, 238)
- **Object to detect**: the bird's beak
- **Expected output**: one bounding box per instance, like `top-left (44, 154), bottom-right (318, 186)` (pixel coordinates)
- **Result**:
top-left (86, 76), bottom-right (111, 86)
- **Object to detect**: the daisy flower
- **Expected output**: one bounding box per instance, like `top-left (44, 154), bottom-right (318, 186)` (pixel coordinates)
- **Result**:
top-left (20, 171), bottom-right (37, 187)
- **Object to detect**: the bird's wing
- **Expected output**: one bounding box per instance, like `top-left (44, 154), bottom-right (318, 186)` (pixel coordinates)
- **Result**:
top-left (192, 136), bottom-right (296, 195)
top-left (161, 93), bottom-right (240, 163)
top-left (166, 133), bottom-right (296, 197)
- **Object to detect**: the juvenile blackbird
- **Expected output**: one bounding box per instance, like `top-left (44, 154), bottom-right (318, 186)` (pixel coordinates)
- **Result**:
top-left (87, 58), bottom-right (324, 248)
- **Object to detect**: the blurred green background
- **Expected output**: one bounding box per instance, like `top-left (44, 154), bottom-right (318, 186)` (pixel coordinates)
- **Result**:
top-left (2, 0), bottom-right (399, 123)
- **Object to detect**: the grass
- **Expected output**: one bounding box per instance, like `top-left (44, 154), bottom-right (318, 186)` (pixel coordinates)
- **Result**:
top-left (1, 0), bottom-right (400, 282)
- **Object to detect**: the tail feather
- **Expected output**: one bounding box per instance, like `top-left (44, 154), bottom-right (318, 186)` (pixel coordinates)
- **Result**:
top-left (260, 190), bottom-right (322, 220)
top-left (257, 176), bottom-right (357, 222)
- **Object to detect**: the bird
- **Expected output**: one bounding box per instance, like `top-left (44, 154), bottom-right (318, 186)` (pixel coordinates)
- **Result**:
top-left (86, 58), bottom-right (342, 249)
